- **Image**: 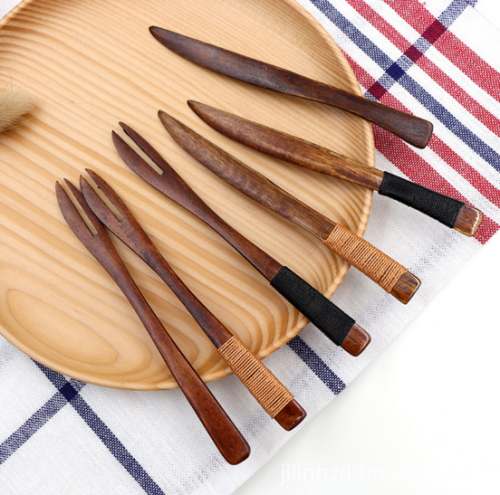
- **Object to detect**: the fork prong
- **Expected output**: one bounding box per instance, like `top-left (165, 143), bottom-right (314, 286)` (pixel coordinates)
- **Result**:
top-left (81, 170), bottom-right (158, 258)
top-left (80, 176), bottom-right (120, 231)
top-left (112, 130), bottom-right (163, 182)
top-left (119, 122), bottom-right (171, 173)
top-left (80, 172), bottom-right (127, 230)
top-left (112, 126), bottom-right (198, 211)
top-left (85, 169), bottom-right (127, 214)
top-left (64, 179), bottom-right (106, 234)
top-left (55, 180), bottom-right (102, 244)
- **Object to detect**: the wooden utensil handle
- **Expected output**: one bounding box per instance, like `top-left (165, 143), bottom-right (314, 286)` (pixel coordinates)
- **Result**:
top-left (218, 335), bottom-right (305, 430)
top-left (378, 172), bottom-right (482, 236)
top-left (323, 225), bottom-right (420, 304)
top-left (270, 266), bottom-right (370, 356)
top-left (327, 90), bottom-right (433, 148)
top-left (142, 317), bottom-right (250, 464)
top-left (110, 264), bottom-right (250, 465)
top-left (139, 250), bottom-right (305, 429)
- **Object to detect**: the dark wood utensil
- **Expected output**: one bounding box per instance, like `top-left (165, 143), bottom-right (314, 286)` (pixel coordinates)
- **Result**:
top-left (157, 111), bottom-right (420, 304)
top-left (112, 124), bottom-right (370, 356)
top-left (80, 170), bottom-right (306, 431)
top-left (149, 27), bottom-right (433, 148)
top-left (188, 101), bottom-right (482, 237)
top-left (55, 179), bottom-right (250, 465)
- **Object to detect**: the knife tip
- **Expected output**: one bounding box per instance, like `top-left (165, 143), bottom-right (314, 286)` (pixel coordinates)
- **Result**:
top-left (157, 109), bottom-right (175, 128)
top-left (187, 100), bottom-right (208, 115)
top-left (149, 25), bottom-right (161, 37)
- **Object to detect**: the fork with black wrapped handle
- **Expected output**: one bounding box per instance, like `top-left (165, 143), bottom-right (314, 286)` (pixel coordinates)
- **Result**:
top-left (112, 124), bottom-right (371, 357)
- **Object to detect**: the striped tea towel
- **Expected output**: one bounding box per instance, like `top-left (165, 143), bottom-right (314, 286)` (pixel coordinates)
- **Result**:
top-left (1, 0), bottom-right (499, 494)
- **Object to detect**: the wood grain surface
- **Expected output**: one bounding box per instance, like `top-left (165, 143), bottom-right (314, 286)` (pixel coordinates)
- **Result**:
top-left (0, 0), bottom-right (374, 390)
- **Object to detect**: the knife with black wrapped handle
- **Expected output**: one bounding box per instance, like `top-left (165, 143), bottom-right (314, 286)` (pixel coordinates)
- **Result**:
top-left (187, 101), bottom-right (482, 237)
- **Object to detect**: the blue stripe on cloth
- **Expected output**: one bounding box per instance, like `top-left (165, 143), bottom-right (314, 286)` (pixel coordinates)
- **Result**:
top-left (0, 365), bottom-right (86, 466)
top-left (309, 0), bottom-right (500, 172)
top-left (0, 378), bottom-right (85, 465)
top-left (37, 363), bottom-right (166, 495)
top-left (287, 336), bottom-right (346, 394)
top-left (439, 0), bottom-right (471, 28)
top-left (0, 362), bottom-right (165, 495)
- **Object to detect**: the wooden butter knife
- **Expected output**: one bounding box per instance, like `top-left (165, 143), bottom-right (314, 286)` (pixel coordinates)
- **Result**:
top-left (112, 123), bottom-right (370, 356)
top-left (158, 111), bottom-right (420, 304)
top-left (80, 170), bottom-right (306, 431)
top-left (149, 26), bottom-right (433, 148)
top-left (56, 180), bottom-right (250, 465)
top-left (188, 101), bottom-right (482, 237)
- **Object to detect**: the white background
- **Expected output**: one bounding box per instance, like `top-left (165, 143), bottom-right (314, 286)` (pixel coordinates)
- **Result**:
top-left (1, 1), bottom-right (499, 494)
top-left (236, 1), bottom-right (500, 493)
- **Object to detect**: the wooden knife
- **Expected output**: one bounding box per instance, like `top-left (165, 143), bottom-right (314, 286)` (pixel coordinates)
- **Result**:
top-left (188, 101), bottom-right (482, 237)
top-left (149, 26), bottom-right (433, 148)
top-left (158, 111), bottom-right (420, 305)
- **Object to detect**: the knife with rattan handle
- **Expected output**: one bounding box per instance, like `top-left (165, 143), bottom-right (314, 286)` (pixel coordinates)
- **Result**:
top-left (188, 101), bottom-right (482, 237)
top-left (158, 111), bottom-right (420, 305)
top-left (149, 26), bottom-right (433, 148)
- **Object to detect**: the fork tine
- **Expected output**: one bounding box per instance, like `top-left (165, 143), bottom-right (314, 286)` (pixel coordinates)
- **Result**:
top-left (64, 178), bottom-right (102, 228)
top-left (112, 130), bottom-right (162, 183)
top-left (112, 126), bottom-right (200, 211)
top-left (55, 180), bottom-right (103, 243)
top-left (85, 169), bottom-right (127, 214)
top-left (80, 174), bottom-right (124, 233)
top-left (81, 170), bottom-right (158, 257)
top-left (119, 122), bottom-right (170, 172)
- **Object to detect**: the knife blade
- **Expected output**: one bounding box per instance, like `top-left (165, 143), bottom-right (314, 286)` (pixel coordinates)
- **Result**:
top-left (149, 26), bottom-right (433, 148)
top-left (188, 101), bottom-right (483, 237)
top-left (158, 110), bottom-right (420, 305)
top-left (113, 123), bottom-right (371, 356)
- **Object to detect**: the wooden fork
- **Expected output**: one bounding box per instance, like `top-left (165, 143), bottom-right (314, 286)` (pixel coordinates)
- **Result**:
top-left (79, 170), bottom-right (306, 431)
top-left (55, 179), bottom-right (250, 465)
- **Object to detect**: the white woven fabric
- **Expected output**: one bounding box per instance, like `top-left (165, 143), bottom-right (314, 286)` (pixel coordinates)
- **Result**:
top-left (1, 1), bottom-right (499, 494)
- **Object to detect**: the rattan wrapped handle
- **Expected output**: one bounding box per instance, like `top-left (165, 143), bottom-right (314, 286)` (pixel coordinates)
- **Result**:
top-left (219, 336), bottom-right (305, 430)
top-left (323, 224), bottom-right (420, 304)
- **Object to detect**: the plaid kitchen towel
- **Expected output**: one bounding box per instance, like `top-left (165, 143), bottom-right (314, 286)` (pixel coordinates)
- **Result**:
top-left (1, 0), bottom-right (499, 493)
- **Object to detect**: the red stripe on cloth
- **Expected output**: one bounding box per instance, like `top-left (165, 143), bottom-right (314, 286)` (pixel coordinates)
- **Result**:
top-left (345, 0), bottom-right (500, 136)
top-left (382, 0), bottom-right (500, 101)
top-left (430, 136), bottom-right (500, 207)
top-left (345, 54), bottom-right (500, 208)
top-left (343, 55), bottom-right (499, 243)
top-left (373, 126), bottom-right (497, 244)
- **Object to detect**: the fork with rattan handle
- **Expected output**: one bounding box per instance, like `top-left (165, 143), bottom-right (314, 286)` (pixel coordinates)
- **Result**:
top-left (56, 180), bottom-right (250, 465)
top-left (80, 171), bottom-right (306, 431)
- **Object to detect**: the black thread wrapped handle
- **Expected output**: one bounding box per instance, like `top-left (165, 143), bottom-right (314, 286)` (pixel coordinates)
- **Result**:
top-left (270, 266), bottom-right (354, 346)
top-left (378, 171), bottom-right (464, 227)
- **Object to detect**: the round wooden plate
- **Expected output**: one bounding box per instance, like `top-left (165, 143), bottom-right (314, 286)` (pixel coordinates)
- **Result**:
top-left (0, 0), bottom-right (374, 390)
